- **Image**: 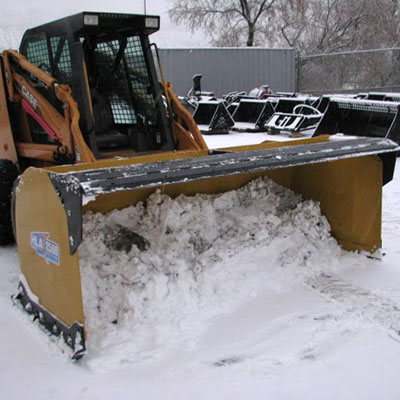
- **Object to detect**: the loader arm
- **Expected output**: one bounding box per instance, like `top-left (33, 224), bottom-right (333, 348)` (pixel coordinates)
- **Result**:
top-left (2, 51), bottom-right (207, 164)
top-left (163, 82), bottom-right (208, 151)
top-left (3, 50), bottom-right (96, 163)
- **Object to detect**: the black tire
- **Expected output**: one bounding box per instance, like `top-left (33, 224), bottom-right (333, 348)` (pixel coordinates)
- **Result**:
top-left (0, 159), bottom-right (19, 245)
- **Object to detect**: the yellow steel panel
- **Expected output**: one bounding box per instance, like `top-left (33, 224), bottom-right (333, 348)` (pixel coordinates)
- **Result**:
top-left (290, 156), bottom-right (382, 252)
top-left (15, 168), bottom-right (85, 329)
top-left (83, 155), bottom-right (382, 253)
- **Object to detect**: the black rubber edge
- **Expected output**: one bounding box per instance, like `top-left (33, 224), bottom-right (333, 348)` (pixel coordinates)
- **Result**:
top-left (70, 137), bottom-right (400, 197)
top-left (379, 151), bottom-right (398, 185)
top-left (48, 173), bottom-right (83, 254)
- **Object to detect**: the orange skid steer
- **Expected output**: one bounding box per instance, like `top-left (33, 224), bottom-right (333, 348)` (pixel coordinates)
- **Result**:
top-left (0, 12), bottom-right (398, 359)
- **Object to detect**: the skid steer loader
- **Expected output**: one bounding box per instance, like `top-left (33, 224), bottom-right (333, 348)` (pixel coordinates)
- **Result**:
top-left (0, 12), bottom-right (398, 360)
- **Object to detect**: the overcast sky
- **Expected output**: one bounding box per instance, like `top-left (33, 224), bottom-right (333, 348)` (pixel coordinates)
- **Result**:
top-left (0, 0), bottom-right (207, 49)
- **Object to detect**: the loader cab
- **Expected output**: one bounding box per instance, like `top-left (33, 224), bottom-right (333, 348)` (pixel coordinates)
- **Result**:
top-left (19, 12), bottom-right (174, 158)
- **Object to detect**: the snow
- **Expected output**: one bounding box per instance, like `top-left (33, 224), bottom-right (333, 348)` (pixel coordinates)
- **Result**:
top-left (0, 133), bottom-right (400, 399)
top-left (232, 121), bottom-right (260, 131)
top-left (78, 178), bottom-right (338, 370)
top-left (205, 131), bottom-right (306, 148)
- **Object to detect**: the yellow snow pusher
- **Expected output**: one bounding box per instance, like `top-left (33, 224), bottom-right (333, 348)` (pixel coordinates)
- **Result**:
top-left (0, 12), bottom-right (398, 359)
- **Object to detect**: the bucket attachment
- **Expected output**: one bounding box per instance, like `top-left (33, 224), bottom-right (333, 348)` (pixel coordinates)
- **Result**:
top-left (193, 100), bottom-right (234, 134)
top-left (263, 97), bottom-right (325, 136)
top-left (13, 136), bottom-right (399, 358)
top-left (359, 92), bottom-right (400, 102)
top-left (273, 97), bottom-right (316, 113)
top-left (232, 99), bottom-right (275, 131)
top-left (264, 105), bottom-right (322, 136)
top-left (313, 97), bottom-right (400, 145)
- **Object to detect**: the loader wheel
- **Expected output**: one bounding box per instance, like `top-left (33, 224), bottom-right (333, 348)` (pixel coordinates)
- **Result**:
top-left (0, 159), bottom-right (19, 245)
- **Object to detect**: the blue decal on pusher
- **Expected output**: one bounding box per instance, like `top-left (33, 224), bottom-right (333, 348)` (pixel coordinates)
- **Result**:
top-left (30, 232), bottom-right (60, 266)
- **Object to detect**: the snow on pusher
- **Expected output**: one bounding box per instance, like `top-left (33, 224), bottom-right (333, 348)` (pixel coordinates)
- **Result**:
top-left (0, 12), bottom-right (398, 359)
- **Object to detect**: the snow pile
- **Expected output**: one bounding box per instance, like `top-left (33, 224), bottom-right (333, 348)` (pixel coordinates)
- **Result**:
top-left (79, 177), bottom-right (341, 363)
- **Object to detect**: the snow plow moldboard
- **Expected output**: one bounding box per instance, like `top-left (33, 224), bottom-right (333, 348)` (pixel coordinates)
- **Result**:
top-left (13, 135), bottom-right (399, 359)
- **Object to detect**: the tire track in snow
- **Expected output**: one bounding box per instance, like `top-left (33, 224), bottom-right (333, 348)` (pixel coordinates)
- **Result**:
top-left (307, 273), bottom-right (400, 340)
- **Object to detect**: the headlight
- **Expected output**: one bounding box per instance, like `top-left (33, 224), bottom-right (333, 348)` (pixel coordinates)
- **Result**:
top-left (84, 14), bottom-right (99, 26)
top-left (145, 17), bottom-right (159, 29)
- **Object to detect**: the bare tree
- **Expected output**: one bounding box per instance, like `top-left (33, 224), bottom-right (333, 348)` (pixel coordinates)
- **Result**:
top-left (265, 0), bottom-right (400, 54)
top-left (293, 0), bottom-right (400, 93)
top-left (169, 0), bottom-right (394, 51)
top-left (262, 0), bottom-right (370, 53)
top-left (168, 0), bottom-right (277, 47)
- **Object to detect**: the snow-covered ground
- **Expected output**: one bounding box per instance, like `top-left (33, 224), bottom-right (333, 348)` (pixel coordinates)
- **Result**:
top-left (0, 134), bottom-right (399, 399)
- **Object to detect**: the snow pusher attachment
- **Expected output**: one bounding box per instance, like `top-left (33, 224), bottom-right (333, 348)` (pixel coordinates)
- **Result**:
top-left (358, 92), bottom-right (400, 102)
top-left (13, 135), bottom-right (399, 359)
top-left (232, 99), bottom-right (275, 131)
top-left (313, 98), bottom-right (400, 145)
top-left (193, 100), bottom-right (235, 134)
top-left (263, 97), bottom-right (324, 136)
